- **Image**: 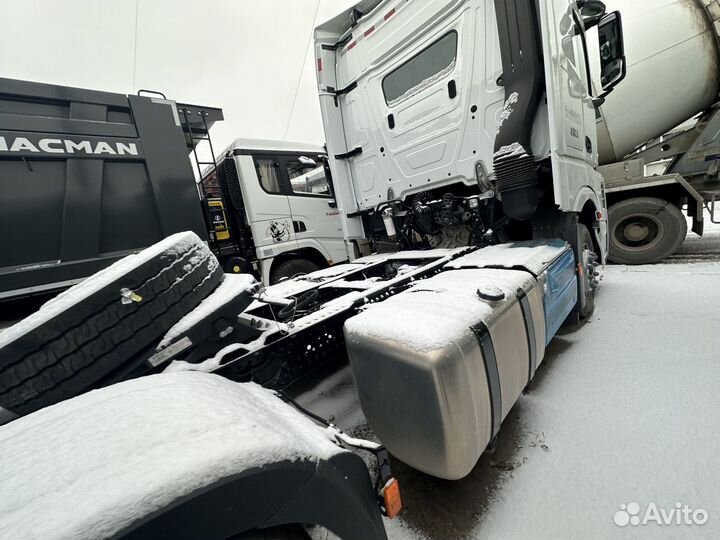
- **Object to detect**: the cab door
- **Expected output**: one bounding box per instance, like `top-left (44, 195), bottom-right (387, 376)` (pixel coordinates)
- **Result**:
top-left (282, 156), bottom-right (346, 265)
top-left (236, 153), bottom-right (297, 253)
top-left (538, 0), bottom-right (602, 212)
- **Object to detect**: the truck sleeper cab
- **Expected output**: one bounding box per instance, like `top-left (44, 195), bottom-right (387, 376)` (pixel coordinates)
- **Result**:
top-left (315, 0), bottom-right (627, 316)
top-left (201, 139), bottom-right (348, 284)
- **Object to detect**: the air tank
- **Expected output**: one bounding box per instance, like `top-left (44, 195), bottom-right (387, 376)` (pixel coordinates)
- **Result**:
top-left (596, 0), bottom-right (720, 164)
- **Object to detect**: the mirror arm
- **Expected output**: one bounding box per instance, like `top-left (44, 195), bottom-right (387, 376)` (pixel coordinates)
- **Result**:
top-left (576, 0), bottom-right (607, 30)
top-left (592, 94), bottom-right (607, 108)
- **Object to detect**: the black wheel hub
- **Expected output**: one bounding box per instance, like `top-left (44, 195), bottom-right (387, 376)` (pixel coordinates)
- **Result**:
top-left (613, 214), bottom-right (663, 250)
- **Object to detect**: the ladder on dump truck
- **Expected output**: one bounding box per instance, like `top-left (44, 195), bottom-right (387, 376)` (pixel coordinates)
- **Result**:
top-left (136, 88), bottom-right (222, 185)
top-left (136, 89), bottom-right (226, 246)
top-left (178, 106), bottom-right (220, 185)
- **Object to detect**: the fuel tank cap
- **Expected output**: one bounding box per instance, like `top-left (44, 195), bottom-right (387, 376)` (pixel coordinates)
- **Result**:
top-left (476, 285), bottom-right (505, 302)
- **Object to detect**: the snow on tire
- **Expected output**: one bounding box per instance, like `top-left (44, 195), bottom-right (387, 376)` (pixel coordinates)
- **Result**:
top-left (0, 232), bottom-right (223, 422)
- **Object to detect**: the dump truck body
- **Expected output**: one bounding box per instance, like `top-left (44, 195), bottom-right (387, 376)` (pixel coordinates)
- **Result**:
top-left (0, 77), bottom-right (221, 300)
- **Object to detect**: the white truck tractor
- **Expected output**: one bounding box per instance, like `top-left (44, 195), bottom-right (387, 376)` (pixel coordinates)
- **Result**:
top-left (1, 0), bottom-right (633, 539)
top-left (315, 0), bottom-right (720, 267)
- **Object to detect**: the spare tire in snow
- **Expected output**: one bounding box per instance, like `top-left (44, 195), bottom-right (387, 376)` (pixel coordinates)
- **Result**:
top-left (0, 232), bottom-right (223, 421)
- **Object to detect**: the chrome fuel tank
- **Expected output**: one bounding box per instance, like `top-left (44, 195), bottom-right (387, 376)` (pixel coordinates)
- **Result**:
top-left (344, 242), bottom-right (574, 479)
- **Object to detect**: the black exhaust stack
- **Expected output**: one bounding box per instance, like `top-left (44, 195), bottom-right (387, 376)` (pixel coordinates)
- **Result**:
top-left (493, 0), bottom-right (545, 221)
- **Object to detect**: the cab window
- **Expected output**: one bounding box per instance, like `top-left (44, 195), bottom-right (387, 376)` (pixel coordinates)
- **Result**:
top-left (255, 158), bottom-right (283, 194)
top-left (285, 159), bottom-right (331, 197)
top-left (382, 31), bottom-right (458, 105)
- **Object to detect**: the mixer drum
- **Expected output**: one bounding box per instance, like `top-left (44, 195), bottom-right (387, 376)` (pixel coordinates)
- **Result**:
top-left (596, 0), bottom-right (720, 163)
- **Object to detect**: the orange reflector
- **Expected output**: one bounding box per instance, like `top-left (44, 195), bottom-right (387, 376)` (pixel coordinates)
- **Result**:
top-left (596, 210), bottom-right (604, 220)
top-left (381, 478), bottom-right (402, 519)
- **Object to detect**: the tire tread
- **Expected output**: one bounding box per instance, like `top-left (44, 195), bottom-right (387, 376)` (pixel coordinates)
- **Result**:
top-left (0, 238), bottom-right (223, 418)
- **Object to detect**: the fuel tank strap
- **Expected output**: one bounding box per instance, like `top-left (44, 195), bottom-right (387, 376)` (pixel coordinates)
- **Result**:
top-left (470, 322), bottom-right (502, 439)
top-left (516, 287), bottom-right (537, 383)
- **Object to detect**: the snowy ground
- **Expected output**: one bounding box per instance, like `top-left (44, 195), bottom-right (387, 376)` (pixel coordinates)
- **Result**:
top-left (296, 216), bottom-right (720, 540)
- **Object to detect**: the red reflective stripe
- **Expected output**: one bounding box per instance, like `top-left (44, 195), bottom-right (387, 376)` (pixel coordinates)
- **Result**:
top-left (384, 7), bottom-right (395, 20)
top-left (364, 25), bottom-right (375, 37)
top-left (347, 41), bottom-right (357, 51)
top-left (317, 57), bottom-right (323, 72)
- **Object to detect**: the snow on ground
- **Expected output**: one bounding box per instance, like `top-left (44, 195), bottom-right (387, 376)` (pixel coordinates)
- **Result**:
top-left (295, 217), bottom-right (720, 540)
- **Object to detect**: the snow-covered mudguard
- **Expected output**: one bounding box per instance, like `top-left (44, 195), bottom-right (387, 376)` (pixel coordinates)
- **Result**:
top-left (0, 373), bottom-right (388, 540)
top-left (121, 453), bottom-right (387, 540)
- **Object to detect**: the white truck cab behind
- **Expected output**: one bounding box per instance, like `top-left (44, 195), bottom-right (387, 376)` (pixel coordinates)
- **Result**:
top-left (315, 0), bottom-right (627, 317)
top-left (201, 139), bottom-right (347, 284)
top-left (315, 0), bottom-right (625, 267)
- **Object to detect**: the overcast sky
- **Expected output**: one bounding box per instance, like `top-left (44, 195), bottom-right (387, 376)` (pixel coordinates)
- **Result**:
top-left (0, 0), bottom-right (357, 153)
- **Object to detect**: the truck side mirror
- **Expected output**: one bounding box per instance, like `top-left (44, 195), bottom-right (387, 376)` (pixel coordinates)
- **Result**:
top-left (298, 156), bottom-right (317, 167)
top-left (597, 11), bottom-right (626, 96)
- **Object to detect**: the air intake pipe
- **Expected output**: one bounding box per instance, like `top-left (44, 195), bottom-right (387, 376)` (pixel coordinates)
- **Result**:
top-left (493, 0), bottom-right (545, 221)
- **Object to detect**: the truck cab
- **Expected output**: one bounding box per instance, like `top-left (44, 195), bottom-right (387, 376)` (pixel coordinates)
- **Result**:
top-left (201, 139), bottom-right (348, 284)
top-left (315, 0), bottom-right (627, 315)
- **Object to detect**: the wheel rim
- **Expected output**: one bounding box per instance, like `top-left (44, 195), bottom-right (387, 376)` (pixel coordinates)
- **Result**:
top-left (612, 213), bottom-right (664, 252)
top-left (580, 238), bottom-right (599, 296)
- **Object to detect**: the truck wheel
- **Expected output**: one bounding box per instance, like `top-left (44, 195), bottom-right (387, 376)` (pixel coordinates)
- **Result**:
top-left (224, 256), bottom-right (252, 274)
top-left (608, 197), bottom-right (687, 264)
top-left (232, 525), bottom-right (308, 539)
top-left (577, 224), bottom-right (598, 319)
top-left (0, 232), bottom-right (223, 421)
top-left (271, 259), bottom-right (320, 284)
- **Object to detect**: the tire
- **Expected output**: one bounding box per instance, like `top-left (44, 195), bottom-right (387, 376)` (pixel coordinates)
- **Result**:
top-left (577, 224), bottom-right (597, 319)
top-left (608, 197), bottom-right (687, 265)
top-left (0, 232), bottom-right (223, 420)
top-left (231, 525), bottom-right (308, 540)
top-left (224, 256), bottom-right (252, 275)
top-left (271, 259), bottom-right (320, 285)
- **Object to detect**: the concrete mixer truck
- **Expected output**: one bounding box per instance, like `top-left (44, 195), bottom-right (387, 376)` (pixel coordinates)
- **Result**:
top-left (595, 0), bottom-right (720, 264)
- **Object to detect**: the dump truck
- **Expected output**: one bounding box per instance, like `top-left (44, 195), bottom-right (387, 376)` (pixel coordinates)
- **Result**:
top-left (0, 81), bottom-right (345, 301)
